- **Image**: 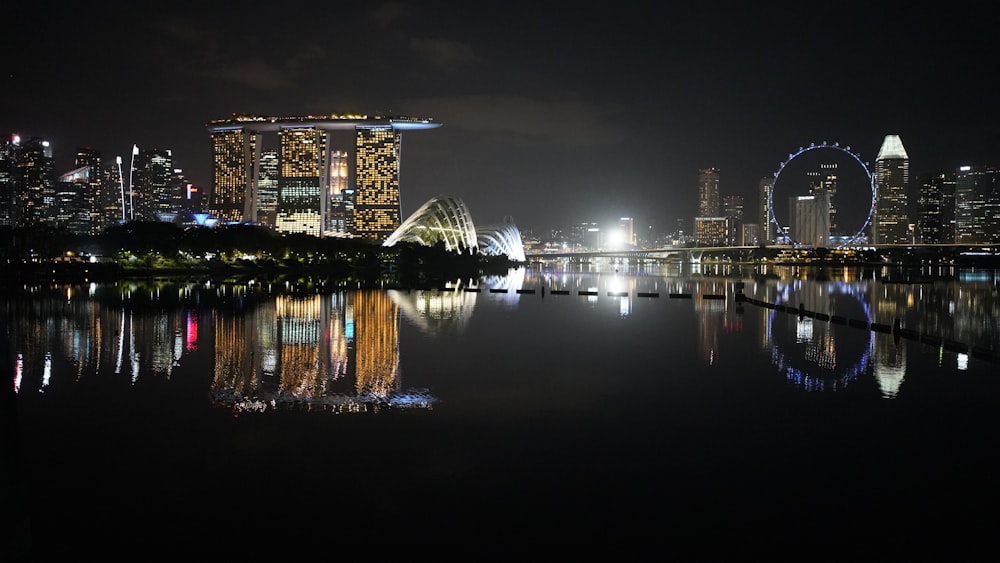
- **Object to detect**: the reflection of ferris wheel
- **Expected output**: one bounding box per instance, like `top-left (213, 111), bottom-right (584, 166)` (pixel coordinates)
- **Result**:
top-left (769, 141), bottom-right (876, 248)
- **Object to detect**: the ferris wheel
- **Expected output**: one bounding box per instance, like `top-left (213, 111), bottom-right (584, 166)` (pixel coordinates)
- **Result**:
top-left (769, 141), bottom-right (876, 248)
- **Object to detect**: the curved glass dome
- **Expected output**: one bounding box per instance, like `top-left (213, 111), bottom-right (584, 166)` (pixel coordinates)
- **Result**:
top-left (477, 220), bottom-right (526, 262)
top-left (383, 195), bottom-right (479, 254)
top-left (384, 195), bottom-right (526, 261)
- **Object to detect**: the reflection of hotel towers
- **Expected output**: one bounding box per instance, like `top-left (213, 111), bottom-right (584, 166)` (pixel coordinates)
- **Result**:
top-left (276, 295), bottom-right (340, 398)
top-left (212, 294), bottom-right (350, 400)
top-left (353, 291), bottom-right (401, 399)
top-left (211, 291), bottom-right (394, 401)
top-left (206, 114), bottom-right (441, 242)
top-left (214, 302), bottom-right (269, 397)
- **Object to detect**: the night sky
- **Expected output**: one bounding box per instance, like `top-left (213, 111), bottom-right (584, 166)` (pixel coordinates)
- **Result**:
top-left (4, 1), bottom-right (997, 235)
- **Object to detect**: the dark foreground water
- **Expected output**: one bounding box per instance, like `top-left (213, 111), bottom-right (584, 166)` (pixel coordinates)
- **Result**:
top-left (4, 263), bottom-right (1000, 558)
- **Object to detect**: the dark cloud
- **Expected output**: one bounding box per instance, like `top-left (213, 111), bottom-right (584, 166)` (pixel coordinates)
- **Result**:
top-left (214, 60), bottom-right (290, 91)
top-left (370, 2), bottom-right (409, 25)
top-left (410, 38), bottom-right (478, 70)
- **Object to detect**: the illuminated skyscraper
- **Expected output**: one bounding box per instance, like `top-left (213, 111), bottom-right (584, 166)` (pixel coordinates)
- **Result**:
top-left (327, 149), bottom-right (351, 236)
top-left (1, 134), bottom-right (21, 227)
top-left (353, 126), bottom-right (402, 241)
top-left (954, 165), bottom-right (1000, 244)
top-left (55, 165), bottom-right (92, 235)
top-left (791, 194), bottom-right (830, 248)
top-left (256, 151), bottom-right (279, 229)
top-left (723, 195), bottom-right (743, 246)
top-left (131, 147), bottom-right (175, 221)
top-left (209, 126), bottom-right (260, 224)
top-left (694, 217), bottom-right (727, 246)
top-left (618, 216), bottom-right (635, 246)
top-left (698, 167), bottom-right (720, 217)
top-left (758, 176), bottom-right (775, 245)
top-left (72, 147), bottom-right (105, 234)
top-left (808, 162), bottom-right (839, 235)
top-left (102, 158), bottom-right (127, 224)
top-left (695, 167), bottom-right (723, 245)
top-left (874, 135), bottom-right (910, 244)
top-left (16, 136), bottom-right (57, 227)
top-left (916, 171), bottom-right (956, 243)
top-left (276, 127), bottom-right (327, 236)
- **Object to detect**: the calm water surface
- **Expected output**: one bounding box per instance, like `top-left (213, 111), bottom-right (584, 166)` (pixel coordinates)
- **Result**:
top-left (5, 262), bottom-right (1000, 556)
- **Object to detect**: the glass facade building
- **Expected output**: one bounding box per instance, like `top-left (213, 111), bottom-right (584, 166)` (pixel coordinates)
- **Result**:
top-left (276, 127), bottom-right (326, 236)
top-left (353, 126), bottom-right (401, 242)
top-left (874, 135), bottom-right (910, 244)
top-left (209, 127), bottom-right (259, 224)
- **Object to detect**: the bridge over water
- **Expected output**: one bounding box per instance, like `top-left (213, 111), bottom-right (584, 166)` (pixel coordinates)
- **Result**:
top-left (525, 244), bottom-right (1000, 264)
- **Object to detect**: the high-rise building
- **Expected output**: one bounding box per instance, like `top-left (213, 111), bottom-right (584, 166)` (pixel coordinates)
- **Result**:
top-left (808, 162), bottom-right (839, 235)
top-left (792, 194), bottom-right (830, 248)
top-left (723, 195), bottom-right (743, 246)
top-left (741, 223), bottom-right (760, 246)
top-left (0, 134), bottom-right (20, 227)
top-left (874, 135), bottom-right (910, 244)
top-left (55, 167), bottom-right (91, 235)
top-left (326, 149), bottom-right (351, 236)
top-left (353, 126), bottom-right (401, 242)
top-left (916, 171), bottom-right (956, 243)
top-left (73, 147), bottom-right (106, 235)
top-left (694, 217), bottom-right (727, 246)
top-left (103, 157), bottom-right (128, 225)
top-left (131, 147), bottom-right (175, 221)
top-left (698, 167), bottom-right (720, 218)
top-left (758, 177), bottom-right (775, 245)
top-left (618, 216), bottom-right (635, 247)
top-left (954, 165), bottom-right (1000, 244)
top-left (172, 168), bottom-right (202, 221)
top-left (276, 126), bottom-right (327, 236)
top-left (695, 167), bottom-right (723, 246)
top-left (206, 114), bottom-right (439, 240)
top-left (15, 137), bottom-right (57, 227)
top-left (209, 127), bottom-right (260, 225)
top-left (256, 151), bottom-right (279, 229)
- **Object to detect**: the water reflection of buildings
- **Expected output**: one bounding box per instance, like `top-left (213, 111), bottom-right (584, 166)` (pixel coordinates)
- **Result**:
top-left (8, 271), bottom-right (998, 404)
top-left (736, 266), bottom-right (1000, 396)
top-left (10, 284), bottom-right (202, 392)
top-left (213, 289), bottom-right (434, 414)
top-left (760, 278), bottom-right (878, 393)
top-left (692, 279), bottom-right (731, 365)
top-left (8, 283), bottom-right (436, 413)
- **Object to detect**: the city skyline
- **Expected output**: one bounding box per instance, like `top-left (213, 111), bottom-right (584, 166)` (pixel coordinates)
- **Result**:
top-left (4, 1), bottom-right (998, 234)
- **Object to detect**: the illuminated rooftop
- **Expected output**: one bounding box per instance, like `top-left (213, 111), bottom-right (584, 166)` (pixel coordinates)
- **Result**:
top-left (206, 113), bottom-right (442, 132)
top-left (877, 134), bottom-right (908, 160)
